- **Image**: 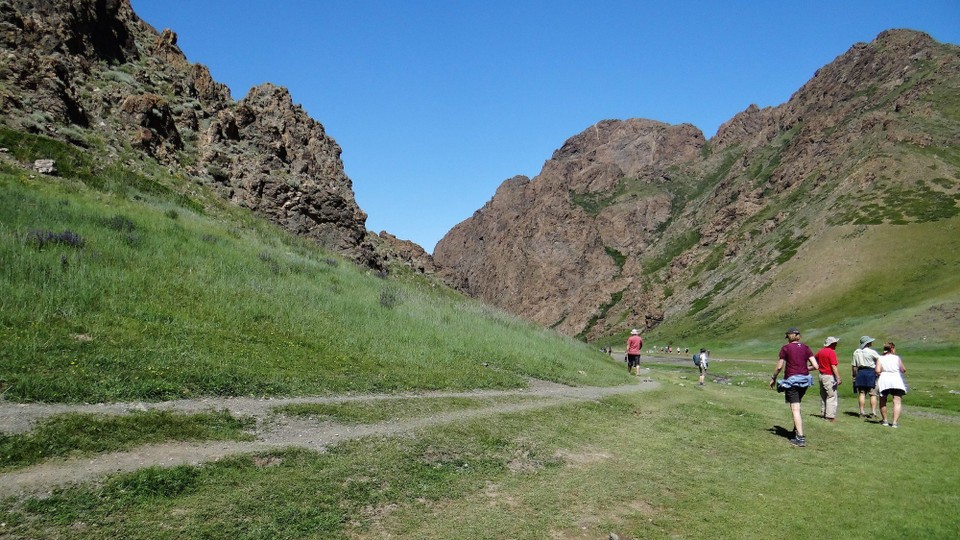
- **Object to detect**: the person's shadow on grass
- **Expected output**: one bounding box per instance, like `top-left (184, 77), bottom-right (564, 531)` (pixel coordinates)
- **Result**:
top-left (768, 425), bottom-right (794, 440)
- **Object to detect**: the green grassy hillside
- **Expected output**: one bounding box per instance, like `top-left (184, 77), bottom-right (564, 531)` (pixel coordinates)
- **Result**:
top-left (644, 217), bottom-right (960, 352)
top-left (0, 134), bottom-right (630, 403)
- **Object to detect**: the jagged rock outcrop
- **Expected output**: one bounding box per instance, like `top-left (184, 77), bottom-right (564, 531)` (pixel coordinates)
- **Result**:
top-left (0, 0), bottom-right (374, 262)
top-left (436, 30), bottom-right (960, 340)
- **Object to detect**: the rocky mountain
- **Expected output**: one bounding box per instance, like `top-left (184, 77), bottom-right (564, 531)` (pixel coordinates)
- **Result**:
top-left (0, 0), bottom-right (379, 265)
top-left (436, 29), bottom-right (960, 343)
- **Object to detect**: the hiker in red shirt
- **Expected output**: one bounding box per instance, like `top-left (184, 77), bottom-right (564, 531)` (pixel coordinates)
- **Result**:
top-left (626, 329), bottom-right (643, 376)
top-left (816, 336), bottom-right (842, 421)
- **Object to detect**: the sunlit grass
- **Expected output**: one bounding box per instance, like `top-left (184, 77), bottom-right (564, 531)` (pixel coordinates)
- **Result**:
top-left (0, 410), bottom-right (254, 471)
top-left (273, 395), bottom-right (548, 424)
top-left (0, 172), bottom-right (630, 403)
top-left (3, 381), bottom-right (957, 539)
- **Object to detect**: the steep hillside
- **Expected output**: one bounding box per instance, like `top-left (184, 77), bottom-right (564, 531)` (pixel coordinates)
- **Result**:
top-left (436, 29), bottom-right (960, 346)
top-left (0, 0), bottom-right (382, 265)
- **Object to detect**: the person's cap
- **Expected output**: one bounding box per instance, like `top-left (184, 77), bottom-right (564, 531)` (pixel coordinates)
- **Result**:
top-left (859, 336), bottom-right (875, 347)
top-left (824, 336), bottom-right (839, 346)
top-left (785, 327), bottom-right (801, 335)
top-left (700, 348), bottom-right (706, 352)
top-left (630, 329), bottom-right (639, 335)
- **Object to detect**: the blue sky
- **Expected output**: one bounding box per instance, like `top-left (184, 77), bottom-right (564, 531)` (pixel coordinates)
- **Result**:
top-left (129, 1), bottom-right (960, 253)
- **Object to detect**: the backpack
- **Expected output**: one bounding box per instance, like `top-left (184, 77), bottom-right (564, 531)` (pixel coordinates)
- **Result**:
top-left (693, 353), bottom-right (700, 366)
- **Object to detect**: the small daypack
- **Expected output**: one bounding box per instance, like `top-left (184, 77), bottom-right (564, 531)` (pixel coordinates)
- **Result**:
top-left (693, 353), bottom-right (700, 366)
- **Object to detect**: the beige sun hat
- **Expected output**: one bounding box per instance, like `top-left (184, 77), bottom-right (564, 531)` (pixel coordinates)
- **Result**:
top-left (824, 336), bottom-right (839, 346)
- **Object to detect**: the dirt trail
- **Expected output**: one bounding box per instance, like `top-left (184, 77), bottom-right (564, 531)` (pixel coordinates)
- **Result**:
top-left (0, 378), bottom-right (657, 499)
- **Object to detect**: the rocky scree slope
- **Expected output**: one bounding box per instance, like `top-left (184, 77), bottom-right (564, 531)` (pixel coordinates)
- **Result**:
top-left (435, 29), bottom-right (960, 341)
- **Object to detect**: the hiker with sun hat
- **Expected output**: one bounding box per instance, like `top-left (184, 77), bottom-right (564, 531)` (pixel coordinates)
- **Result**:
top-left (852, 336), bottom-right (881, 418)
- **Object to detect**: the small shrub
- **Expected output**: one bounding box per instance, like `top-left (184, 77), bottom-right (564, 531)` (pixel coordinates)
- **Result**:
top-left (165, 209), bottom-right (179, 220)
top-left (379, 287), bottom-right (401, 309)
top-left (104, 215), bottom-right (136, 233)
top-left (26, 229), bottom-right (86, 250)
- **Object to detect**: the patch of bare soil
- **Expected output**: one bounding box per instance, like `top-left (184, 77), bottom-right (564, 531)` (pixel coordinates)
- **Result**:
top-left (0, 379), bottom-right (657, 499)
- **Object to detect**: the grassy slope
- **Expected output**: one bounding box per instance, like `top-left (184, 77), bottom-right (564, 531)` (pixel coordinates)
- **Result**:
top-left (731, 217), bottom-right (960, 347)
top-left (0, 166), bottom-right (631, 403)
top-left (646, 216), bottom-right (960, 358)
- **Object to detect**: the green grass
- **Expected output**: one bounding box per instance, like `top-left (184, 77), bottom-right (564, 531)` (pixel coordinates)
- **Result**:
top-left (273, 395), bottom-right (546, 424)
top-left (3, 377), bottom-right (957, 539)
top-left (0, 170), bottom-right (631, 403)
top-left (642, 228), bottom-right (700, 276)
top-left (0, 410), bottom-right (254, 471)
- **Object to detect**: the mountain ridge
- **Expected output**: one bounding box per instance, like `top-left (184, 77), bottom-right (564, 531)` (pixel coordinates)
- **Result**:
top-left (435, 29), bottom-right (960, 344)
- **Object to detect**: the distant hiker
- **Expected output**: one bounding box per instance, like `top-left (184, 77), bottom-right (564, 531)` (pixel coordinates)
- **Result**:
top-left (626, 329), bottom-right (643, 376)
top-left (770, 327), bottom-right (819, 447)
top-left (852, 336), bottom-right (881, 418)
top-left (815, 336), bottom-right (842, 422)
top-left (875, 342), bottom-right (908, 428)
top-left (697, 348), bottom-right (709, 386)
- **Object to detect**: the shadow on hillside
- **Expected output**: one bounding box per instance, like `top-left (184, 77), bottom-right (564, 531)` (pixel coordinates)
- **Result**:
top-left (768, 425), bottom-right (794, 440)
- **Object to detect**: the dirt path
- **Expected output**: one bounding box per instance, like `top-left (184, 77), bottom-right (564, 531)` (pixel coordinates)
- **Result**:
top-left (0, 378), bottom-right (657, 499)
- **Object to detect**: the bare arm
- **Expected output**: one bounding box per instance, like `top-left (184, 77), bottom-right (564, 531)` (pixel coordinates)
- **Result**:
top-left (831, 362), bottom-right (842, 385)
top-left (770, 358), bottom-right (785, 388)
top-left (808, 356), bottom-right (820, 372)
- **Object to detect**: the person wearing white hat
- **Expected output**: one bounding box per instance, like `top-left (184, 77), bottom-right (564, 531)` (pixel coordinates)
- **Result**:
top-left (626, 329), bottom-right (643, 376)
top-left (815, 336), bottom-right (842, 421)
top-left (852, 336), bottom-right (881, 418)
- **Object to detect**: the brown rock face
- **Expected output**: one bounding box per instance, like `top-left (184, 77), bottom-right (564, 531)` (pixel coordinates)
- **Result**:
top-left (436, 30), bottom-right (960, 340)
top-left (435, 120), bottom-right (705, 336)
top-left (0, 0), bottom-right (371, 262)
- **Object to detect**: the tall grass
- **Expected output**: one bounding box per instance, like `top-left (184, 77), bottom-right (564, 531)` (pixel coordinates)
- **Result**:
top-left (0, 171), bottom-right (628, 403)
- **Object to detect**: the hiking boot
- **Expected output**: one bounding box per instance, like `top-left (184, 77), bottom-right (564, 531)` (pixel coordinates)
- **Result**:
top-left (881, 421), bottom-right (891, 427)
top-left (891, 423), bottom-right (899, 428)
top-left (789, 436), bottom-right (806, 447)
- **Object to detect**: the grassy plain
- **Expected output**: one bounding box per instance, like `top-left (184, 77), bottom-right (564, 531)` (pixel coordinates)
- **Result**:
top-left (2, 368), bottom-right (957, 539)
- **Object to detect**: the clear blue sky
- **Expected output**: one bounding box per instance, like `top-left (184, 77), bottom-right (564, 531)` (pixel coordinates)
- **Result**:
top-left (129, 1), bottom-right (959, 253)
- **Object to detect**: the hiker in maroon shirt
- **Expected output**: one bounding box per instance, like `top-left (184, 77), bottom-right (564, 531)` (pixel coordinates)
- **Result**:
top-left (770, 327), bottom-right (819, 447)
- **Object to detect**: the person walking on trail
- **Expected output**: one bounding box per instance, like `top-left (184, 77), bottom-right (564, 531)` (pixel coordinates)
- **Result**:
top-left (852, 336), bottom-right (881, 418)
top-left (626, 329), bottom-right (643, 376)
top-left (815, 336), bottom-right (842, 422)
top-left (770, 327), bottom-right (819, 447)
top-left (875, 342), bottom-right (908, 428)
top-left (697, 348), bottom-right (709, 386)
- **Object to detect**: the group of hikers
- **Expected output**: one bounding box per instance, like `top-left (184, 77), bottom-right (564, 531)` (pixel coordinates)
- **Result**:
top-left (621, 330), bottom-right (709, 383)
top-left (618, 327), bottom-right (909, 448)
top-left (772, 327), bottom-right (908, 447)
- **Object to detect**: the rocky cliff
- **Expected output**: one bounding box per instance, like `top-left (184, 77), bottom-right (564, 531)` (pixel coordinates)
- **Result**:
top-left (436, 30), bottom-right (960, 341)
top-left (0, 0), bottom-right (375, 263)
